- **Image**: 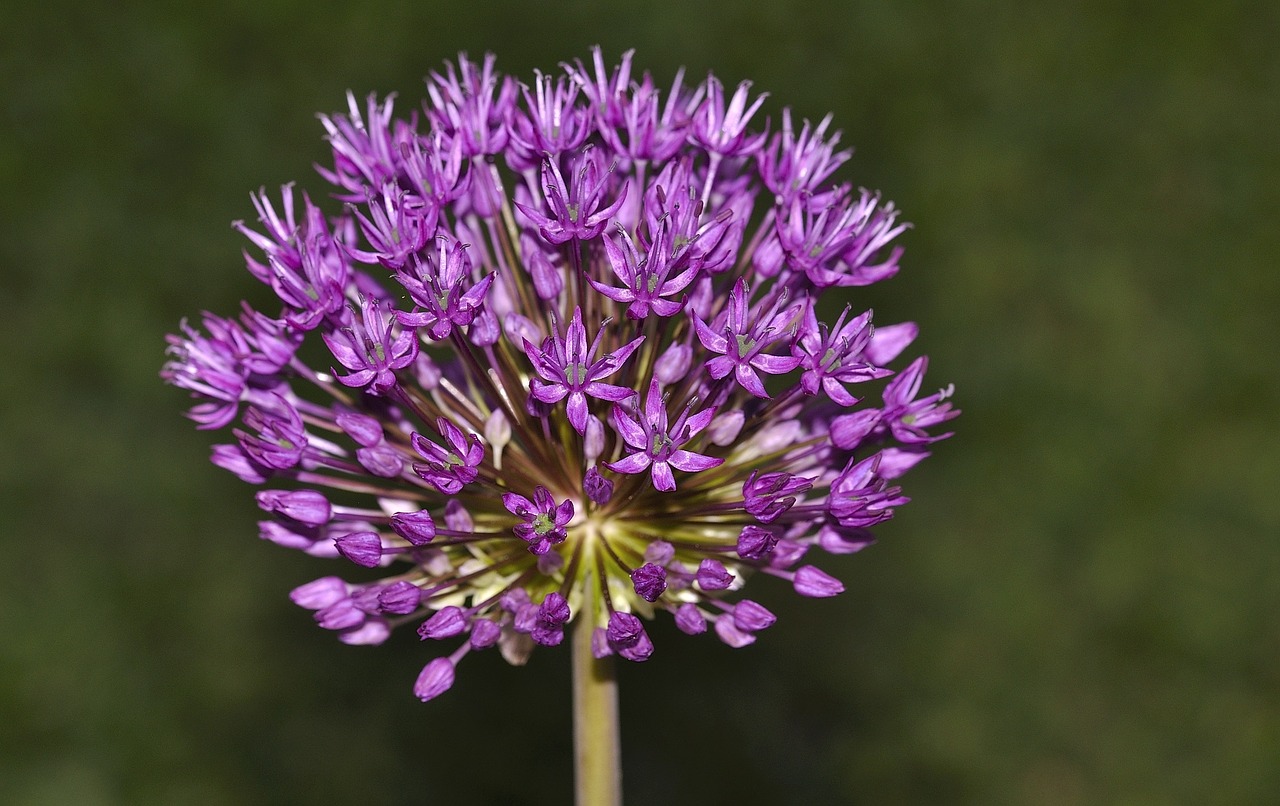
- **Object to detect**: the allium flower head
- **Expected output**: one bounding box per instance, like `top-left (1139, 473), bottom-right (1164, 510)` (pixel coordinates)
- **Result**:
top-left (163, 48), bottom-right (957, 701)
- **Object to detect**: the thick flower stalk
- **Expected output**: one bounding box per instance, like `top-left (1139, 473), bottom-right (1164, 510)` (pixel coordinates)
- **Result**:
top-left (163, 48), bottom-right (957, 704)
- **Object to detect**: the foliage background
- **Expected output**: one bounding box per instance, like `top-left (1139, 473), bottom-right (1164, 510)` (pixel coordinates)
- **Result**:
top-left (3, 1), bottom-right (1276, 803)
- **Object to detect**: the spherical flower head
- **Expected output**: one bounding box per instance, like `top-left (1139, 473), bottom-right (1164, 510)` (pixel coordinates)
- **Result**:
top-left (163, 46), bottom-right (957, 700)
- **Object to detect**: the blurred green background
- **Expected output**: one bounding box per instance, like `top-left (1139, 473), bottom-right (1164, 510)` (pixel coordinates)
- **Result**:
top-left (3, 1), bottom-right (1276, 803)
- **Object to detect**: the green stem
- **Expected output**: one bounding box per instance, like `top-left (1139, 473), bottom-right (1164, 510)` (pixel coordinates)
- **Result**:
top-left (572, 609), bottom-right (622, 806)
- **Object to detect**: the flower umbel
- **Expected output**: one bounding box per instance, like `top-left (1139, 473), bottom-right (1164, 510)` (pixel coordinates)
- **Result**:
top-left (163, 49), bottom-right (957, 702)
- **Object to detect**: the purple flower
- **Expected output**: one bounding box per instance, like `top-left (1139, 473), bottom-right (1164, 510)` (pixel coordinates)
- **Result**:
top-left (880, 356), bottom-right (960, 445)
top-left (742, 470), bottom-right (813, 523)
top-left (322, 296), bottom-right (418, 394)
top-left (503, 487), bottom-right (575, 555)
top-left (693, 278), bottom-right (803, 398)
top-left (164, 47), bottom-right (956, 701)
top-left (606, 380), bottom-right (724, 492)
top-left (316, 92), bottom-right (408, 198)
top-left (234, 396), bottom-right (307, 471)
top-left (525, 307), bottom-right (643, 433)
top-left (588, 224), bottom-right (701, 319)
top-left (508, 71), bottom-right (591, 171)
top-left (759, 109), bottom-right (851, 203)
top-left (393, 237), bottom-right (495, 341)
top-left (235, 187), bottom-right (353, 331)
top-left (827, 454), bottom-right (910, 528)
top-left (161, 311), bottom-right (290, 430)
top-left (517, 148), bottom-right (628, 244)
top-left (425, 52), bottom-right (515, 159)
top-left (591, 62), bottom-right (691, 163)
top-left (690, 76), bottom-right (769, 159)
top-left (411, 417), bottom-right (484, 494)
top-left (794, 304), bottom-right (892, 406)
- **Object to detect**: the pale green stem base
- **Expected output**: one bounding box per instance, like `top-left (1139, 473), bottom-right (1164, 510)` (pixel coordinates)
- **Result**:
top-left (572, 614), bottom-right (622, 806)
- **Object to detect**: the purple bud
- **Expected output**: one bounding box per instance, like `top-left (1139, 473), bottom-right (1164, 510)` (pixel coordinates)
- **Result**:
top-left (349, 586), bottom-right (384, 614)
top-left (793, 565), bottom-right (845, 598)
top-left (391, 509), bottom-right (437, 545)
top-left (503, 312), bottom-right (541, 347)
top-left (377, 581), bottom-right (422, 614)
top-left (864, 321), bottom-right (918, 365)
top-left (830, 409), bottom-right (880, 450)
top-left (732, 600), bottom-right (777, 632)
top-left (513, 601), bottom-right (539, 634)
top-left (339, 618), bottom-right (390, 645)
top-left (259, 520), bottom-right (317, 551)
top-left (644, 540), bottom-right (675, 566)
top-left (290, 576), bottom-right (347, 610)
top-left (334, 531), bottom-right (384, 567)
top-left (736, 525), bottom-right (778, 560)
top-left (875, 447), bottom-right (930, 479)
top-left (532, 592), bottom-right (571, 646)
top-left (696, 558), bottom-right (734, 591)
top-left (528, 246), bottom-right (564, 300)
top-left (444, 499), bottom-right (473, 532)
top-left (413, 657), bottom-right (455, 702)
top-left (211, 444), bottom-right (271, 483)
top-left (469, 307), bottom-right (500, 346)
top-left (654, 342), bottom-right (692, 384)
top-left (591, 626), bottom-right (612, 658)
top-left (418, 606), bottom-right (468, 640)
top-left (630, 563), bottom-right (668, 602)
top-left (606, 612), bottom-right (654, 662)
top-left (705, 410), bottom-right (745, 446)
top-left (541, 592), bottom-right (572, 624)
top-left (770, 538), bottom-right (809, 569)
top-left (584, 466), bottom-right (614, 505)
top-left (537, 551), bottom-right (565, 576)
top-left (335, 411), bottom-right (384, 447)
top-left (688, 274), bottom-right (715, 319)
top-left (817, 524), bottom-right (877, 554)
top-left (256, 489), bottom-right (332, 526)
top-left (470, 618), bottom-right (502, 649)
top-left (499, 588), bottom-right (530, 613)
top-left (413, 352), bottom-right (442, 390)
top-left (674, 603), bottom-right (707, 635)
top-left (583, 416), bottom-right (606, 464)
top-left (714, 615), bottom-right (756, 647)
top-left (356, 444), bottom-right (404, 477)
top-left (752, 421), bottom-right (803, 454)
top-left (315, 599), bottom-right (363, 630)
top-left (525, 393), bottom-right (553, 418)
top-left (484, 409), bottom-right (511, 452)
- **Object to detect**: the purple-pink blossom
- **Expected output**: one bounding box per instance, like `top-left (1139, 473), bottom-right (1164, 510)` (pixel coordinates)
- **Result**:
top-left (163, 48), bottom-right (957, 701)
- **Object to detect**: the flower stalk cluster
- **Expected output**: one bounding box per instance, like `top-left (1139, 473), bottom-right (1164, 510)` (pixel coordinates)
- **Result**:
top-left (163, 49), bottom-right (957, 702)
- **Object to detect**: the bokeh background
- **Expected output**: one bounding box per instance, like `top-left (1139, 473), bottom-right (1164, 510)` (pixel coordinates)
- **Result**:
top-left (3, 1), bottom-right (1276, 803)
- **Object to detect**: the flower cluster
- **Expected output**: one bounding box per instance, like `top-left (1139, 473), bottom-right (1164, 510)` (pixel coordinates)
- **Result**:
top-left (163, 49), bottom-right (957, 701)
